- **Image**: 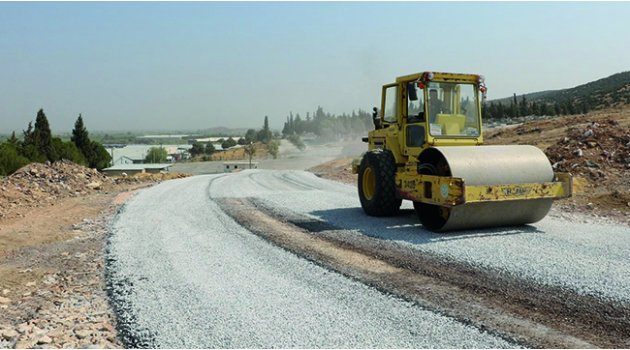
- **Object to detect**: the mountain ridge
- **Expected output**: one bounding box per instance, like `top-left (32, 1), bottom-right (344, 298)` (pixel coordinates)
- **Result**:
top-left (490, 71), bottom-right (630, 110)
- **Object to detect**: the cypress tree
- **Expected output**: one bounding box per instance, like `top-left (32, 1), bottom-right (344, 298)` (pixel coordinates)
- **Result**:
top-left (257, 116), bottom-right (272, 143)
top-left (33, 109), bottom-right (57, 161)
top-left (512, 93), bottom-right (518, 107)
top-left (71, 114), bottom-right (90, 154)
top-left (520, 96), bottom-right (529, 116)
top-left (23, 122), bottom-right (34, 146)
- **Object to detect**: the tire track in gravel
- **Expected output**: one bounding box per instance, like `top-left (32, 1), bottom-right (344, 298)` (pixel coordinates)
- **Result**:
top-left (215, 196), bottom-right (630, 349)
top-left (277, 172), bottom-right (323, 191)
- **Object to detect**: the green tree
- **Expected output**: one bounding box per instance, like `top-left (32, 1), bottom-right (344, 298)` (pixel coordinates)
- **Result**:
top-left (221, 137), bottom-right (237, 149)
top-left (70, 114), bottom-right (96, 165)
top-left (294, 114), bottom-right (304, 134)
top-left (237, 137), bottom-right (246, 145)
top-left (33, 109), bottom-right (57, 161)
top-left (257, 116), bottom-right (272, 143)
top-left (7, 132), bottom-right (19, 147)
top-left (205, 142), bottom-right (216, 155)
top-left (519, 96), bottom-right (529, 116)
top-left (190, 142), bottom-right (205, 157)
top-left (89, 141), bottom-right (112, 170)
top-left (51, 138), bottom-right (86, 165)
top-left (145, 147), bottom-right (168, 163)
top-left (244, 129), bottom-right (257, 143)
top-left (22, 122), bottom-right (34, 147)
top-left (71, 114), bottom-right (91, 154)
top-left (20, 121), bottom-right (44, 162)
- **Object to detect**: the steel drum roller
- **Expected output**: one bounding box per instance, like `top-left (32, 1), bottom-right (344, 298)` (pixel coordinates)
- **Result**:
top-left (416, 145), bottom-right (555, 231)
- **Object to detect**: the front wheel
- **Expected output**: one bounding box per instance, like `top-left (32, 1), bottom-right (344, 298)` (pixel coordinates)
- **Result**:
top-left (358, 150), bottom-right (401, 216)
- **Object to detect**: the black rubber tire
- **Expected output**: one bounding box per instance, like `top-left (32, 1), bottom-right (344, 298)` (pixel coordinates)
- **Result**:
top-left (414, 161), bottom-right (450, 231)
top-left (358, 149), bottom-right (401, 216)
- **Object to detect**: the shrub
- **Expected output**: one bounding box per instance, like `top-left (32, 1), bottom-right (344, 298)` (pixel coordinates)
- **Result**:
top-left (52, 138), bottom-right (87, 165)
top-left (0, 142), bottom-right (30, 176)
top-left (267, 139), bottom-right (279, 159)
top-left (287, 134), bottom-right (306, 151)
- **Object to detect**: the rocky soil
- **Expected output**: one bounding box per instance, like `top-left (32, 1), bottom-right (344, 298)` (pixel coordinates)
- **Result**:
top-left (0, 161), bottom-right (188, 349)
top-left (0, 160), bottom-right (187, 221)
top-left (0, 213), bottom-right (119, 349)
top-left (308, 157), bottom-right (357, 185)
top-left (0, 161), bottom-right (114, 221)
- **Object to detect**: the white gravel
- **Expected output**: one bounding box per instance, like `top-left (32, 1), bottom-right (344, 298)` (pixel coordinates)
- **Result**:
top-left (210, 170), bottom-right (630, 304)
top-left (107, 175), bottom-right (514, 348)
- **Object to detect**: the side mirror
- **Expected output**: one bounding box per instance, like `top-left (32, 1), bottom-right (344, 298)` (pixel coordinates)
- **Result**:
top-left (407, 83), bottom-right (418, 101)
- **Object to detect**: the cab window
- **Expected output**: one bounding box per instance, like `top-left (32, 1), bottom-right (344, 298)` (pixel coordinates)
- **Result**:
top-left (382, 85), bottom-right (398, 123)
top-left (427, 82), bottom-right (480, 137)
top-left (406, 82), bottom-right (425, 123)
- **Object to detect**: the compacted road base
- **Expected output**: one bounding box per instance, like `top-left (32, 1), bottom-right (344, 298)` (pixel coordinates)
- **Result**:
top-left (107, 171), bottom-right (630, 348)
top-left (106, 175), bottom-right (514, 348)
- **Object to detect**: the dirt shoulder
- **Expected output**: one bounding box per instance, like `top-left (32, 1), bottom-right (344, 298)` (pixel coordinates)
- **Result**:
top-left (0, 162), bottom-right (186, 348)
top-left (308, 157), bottom-right (357, 185)
top-left (0, 186), bottom-right (148, 348)
top-left (308, 108), bottom-right (630, 225)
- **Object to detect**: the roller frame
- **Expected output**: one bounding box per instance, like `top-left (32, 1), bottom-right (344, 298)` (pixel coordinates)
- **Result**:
top-left (395, 169), bottom-right (572, 207)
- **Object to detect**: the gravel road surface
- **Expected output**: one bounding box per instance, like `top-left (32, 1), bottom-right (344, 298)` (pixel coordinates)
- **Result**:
top-left (107, 175), bottom-right (515, 348)
top-left (210, 170), bottom-right (630, 304)
top-left (108, 170), bottom-right (629, 347)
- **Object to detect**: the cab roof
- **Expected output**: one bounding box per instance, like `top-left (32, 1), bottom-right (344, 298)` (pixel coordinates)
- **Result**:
top-left (395, 72), bottom-right (481, 84)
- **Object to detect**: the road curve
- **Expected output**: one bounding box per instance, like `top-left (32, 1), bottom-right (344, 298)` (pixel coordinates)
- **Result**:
top-left (107, 174), bottom-right (514, 348)
top-left (107, 170), bottom-right (630, 347)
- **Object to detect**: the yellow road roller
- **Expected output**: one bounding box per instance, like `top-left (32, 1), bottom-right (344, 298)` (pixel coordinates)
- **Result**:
top-left (354, 72), bottom-right (572, 231)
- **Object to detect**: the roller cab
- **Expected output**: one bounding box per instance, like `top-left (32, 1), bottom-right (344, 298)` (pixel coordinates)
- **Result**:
top-left (355, 71), bottom-right (572, 231)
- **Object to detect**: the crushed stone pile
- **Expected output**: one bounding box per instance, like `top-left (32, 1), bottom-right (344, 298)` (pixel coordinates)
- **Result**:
top-left (0, 161), bottom-right (114, 219)
top-left (0, 160), bottom-right (191, 219)
top-left (545, 118), bottom-right (630, 181)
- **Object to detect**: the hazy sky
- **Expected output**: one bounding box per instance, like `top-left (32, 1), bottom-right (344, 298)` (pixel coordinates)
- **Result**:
top-left (1, 2), bottom-right (629, 133)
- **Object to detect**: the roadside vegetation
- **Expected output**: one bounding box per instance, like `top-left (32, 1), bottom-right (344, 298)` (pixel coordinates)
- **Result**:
top-left (286, 134), bottom-right (306, 151)
top-left (0, 110), bottom-right (111, 176)
top-left (281, 107), bottom-right (373, 141)
top-left (187, 115), bottom-right (281, 162)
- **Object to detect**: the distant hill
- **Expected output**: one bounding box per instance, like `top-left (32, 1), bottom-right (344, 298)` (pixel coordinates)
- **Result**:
top-left (491, 71), bottom-right (630, 110)
top-left (484, 71), bottom-right (630, 119)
